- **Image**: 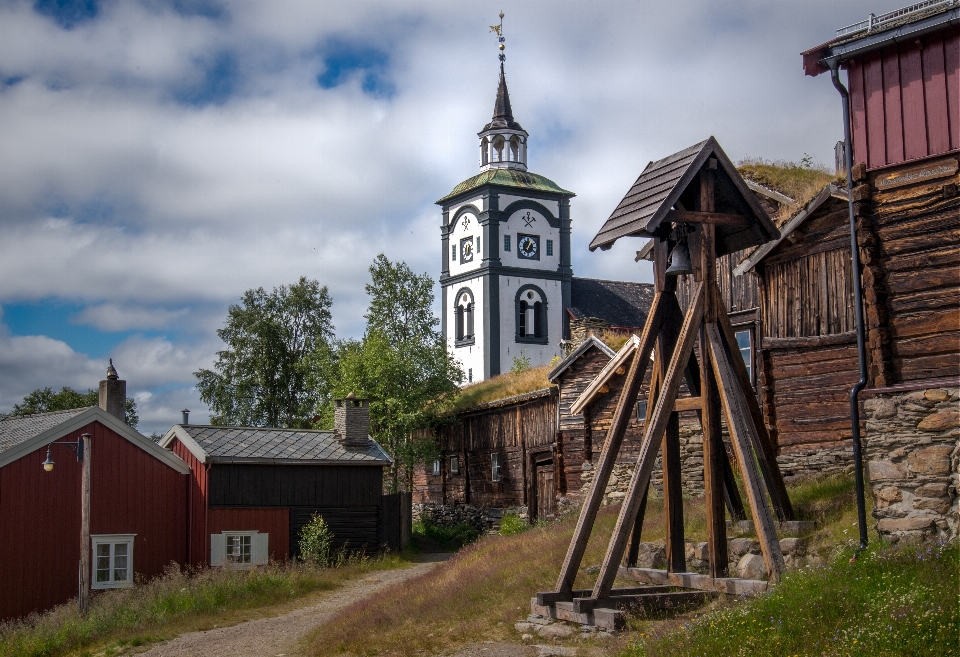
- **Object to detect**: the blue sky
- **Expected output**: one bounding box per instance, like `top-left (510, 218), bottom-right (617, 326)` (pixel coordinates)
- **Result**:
top-left (0, 0), bottom-right (908, 434)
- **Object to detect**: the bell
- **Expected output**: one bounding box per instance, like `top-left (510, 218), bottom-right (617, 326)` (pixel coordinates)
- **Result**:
top-left (665, 240), bottom-right (693, 276)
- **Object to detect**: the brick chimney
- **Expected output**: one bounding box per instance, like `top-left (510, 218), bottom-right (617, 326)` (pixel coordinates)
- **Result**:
top-left (98, 358), bottom-right (126, 423)
top-left (333, 393), bottom-right (370, 449)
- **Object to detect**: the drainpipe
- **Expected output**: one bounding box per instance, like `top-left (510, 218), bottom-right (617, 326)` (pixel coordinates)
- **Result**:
top-left (829, 58), bottom-right (869, 555)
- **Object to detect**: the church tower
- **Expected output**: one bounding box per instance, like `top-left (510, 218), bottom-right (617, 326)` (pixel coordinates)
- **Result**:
top-left (438, 28), bottom-right (574, 384)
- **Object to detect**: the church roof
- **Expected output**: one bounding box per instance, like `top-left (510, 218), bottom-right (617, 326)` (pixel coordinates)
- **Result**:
top-left (481, 64), bottom-right (525, 133)
top-left (568, 278), bottom-right (655, 330)
top-left (437, 168), bottom-right (573, 204)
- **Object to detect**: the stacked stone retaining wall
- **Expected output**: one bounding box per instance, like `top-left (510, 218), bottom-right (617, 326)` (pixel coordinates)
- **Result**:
top-left (862, 387), bottom-right (959, 540)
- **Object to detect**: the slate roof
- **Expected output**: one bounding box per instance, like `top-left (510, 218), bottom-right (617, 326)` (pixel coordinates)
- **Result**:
top-left (481, 64), bottom-right (525, 133)
top-left (437, 168), bottom-right (573, 204)
top-left (589, 137), bottom-right (778, 257)
top-left (0, 407), bottom-right (92, 455)
top-left (166, 425), bottom-right (392, 465)
top-left (568, 278), bottom-right (655, 330)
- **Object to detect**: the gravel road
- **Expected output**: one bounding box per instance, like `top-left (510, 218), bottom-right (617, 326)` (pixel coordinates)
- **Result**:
top-left (136, 554), bottom-right (450, 657)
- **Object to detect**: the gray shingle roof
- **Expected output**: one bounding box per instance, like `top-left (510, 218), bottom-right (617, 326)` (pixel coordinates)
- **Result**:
top-left (174, 425), bottom-right (392, 464)
top-left (568, 278), bottom-right (655, 329)
top-left (0, 407), bottom-right (92, 454)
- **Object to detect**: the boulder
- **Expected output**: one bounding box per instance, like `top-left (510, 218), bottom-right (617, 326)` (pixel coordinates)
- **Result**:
top-left (536, 623), bottom-right (574, 639)
top-left (918, 413), bottom-right (960, 432)
top-left (877, 517), bottom-right (935, 532)
top-left (924, 389), bottom-right (951, 402)
top-left (779, 537), bottom-right (806, 556)
top-left (737, 553), bottom-right (768, 580)
top-left (867, 460), bottom-right (904, 481)
top-left (634, 542), bottom-right (666, 569)
top-left (728, 538), bottom-right (758, 558)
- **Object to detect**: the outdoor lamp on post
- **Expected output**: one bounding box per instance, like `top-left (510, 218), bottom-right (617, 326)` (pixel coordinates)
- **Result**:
top-left (42, 433), bottom-right (92, 616)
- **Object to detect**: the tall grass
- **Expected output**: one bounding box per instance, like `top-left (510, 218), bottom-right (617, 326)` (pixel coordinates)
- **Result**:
top-left (309, 505), bottom-right (624, 655)
top-left (0, 556), bottom-right (406, 657)
top-left (737, 158), bottom-right (837, 221)
top-left (621, 539), bottom-right (958, 657)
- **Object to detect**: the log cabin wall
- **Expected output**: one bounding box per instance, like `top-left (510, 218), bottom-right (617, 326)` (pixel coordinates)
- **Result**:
top-left (554, 346), bottom-right (613, 495)
top-left (754, 195), bottom-right (863, 475)
top-left (862, 158), bottom-right (960, 384)
top-left (411, 389), bottom-right (557, 509)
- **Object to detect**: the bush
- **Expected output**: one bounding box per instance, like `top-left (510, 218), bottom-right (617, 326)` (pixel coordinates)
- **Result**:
top-left (498, 513), bottom-right (530, 536)
top-left (298, 513), bottom-right (333, 566)
top-left (412, 517), bottom-right (481, 549)
top-left (510, 350), bottom-right (531, 374)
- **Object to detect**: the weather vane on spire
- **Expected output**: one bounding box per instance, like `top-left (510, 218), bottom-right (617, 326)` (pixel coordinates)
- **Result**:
top-left (490, 11), bottom-right (505, 63)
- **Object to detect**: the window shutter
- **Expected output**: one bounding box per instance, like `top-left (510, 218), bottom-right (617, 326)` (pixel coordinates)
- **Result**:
top-left (467, 303), bottom-right (474, 337)
top-left (534, 301), bottom-right (543, 338)
top-left (252, 533), bottom-right (269, 565)
top-left (518, 301), bottom-right (526, 337)
top-left (210, 534), bottom-right (226, 567)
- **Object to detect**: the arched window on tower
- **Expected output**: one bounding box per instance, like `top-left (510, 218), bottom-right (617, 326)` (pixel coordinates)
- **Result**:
top-left (493, 135), bottom-right (505, 162)
top-left (515, 286), bottom-right (548, 344)
top-left (454, 288), bottom-right (475, 346)
top-left (509, 136), bottom-right (520, 162)
top-left (480, 137), bottom-right (489, 166)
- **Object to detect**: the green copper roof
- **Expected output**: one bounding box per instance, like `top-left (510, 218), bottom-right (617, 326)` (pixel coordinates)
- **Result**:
top-left (437, 168), bottom-right (573, 204)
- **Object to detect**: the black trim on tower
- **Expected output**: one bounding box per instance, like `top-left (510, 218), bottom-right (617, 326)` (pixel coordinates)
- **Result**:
top-left (559, 197), bottom-right (573, 339)
top-left (499, 199), bottom-right (561, 229)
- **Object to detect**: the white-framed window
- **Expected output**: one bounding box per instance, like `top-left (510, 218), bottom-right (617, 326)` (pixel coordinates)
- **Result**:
top-left (449, 455), bottom-right (460, 474)
top-left (211, 531), bottom-right (269, 568)
top-left (91, 534), bottom-right (135, 589)
top-left (491, 453), bottom-right (501, 482)
top-left (432, 459), bottom-right (441, 475)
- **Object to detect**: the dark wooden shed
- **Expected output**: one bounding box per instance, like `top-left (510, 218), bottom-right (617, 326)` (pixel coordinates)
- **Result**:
top-left (160, 423), bottom-right (394, 564)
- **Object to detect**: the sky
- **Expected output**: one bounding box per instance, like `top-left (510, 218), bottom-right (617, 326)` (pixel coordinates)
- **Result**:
top-left (0, 0), bottom-right (909, 435)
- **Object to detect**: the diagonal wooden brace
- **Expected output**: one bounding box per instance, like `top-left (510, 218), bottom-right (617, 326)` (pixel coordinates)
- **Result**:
top-left (706, 323), bottom-right (786, 581)
top-left (591, 283), bottom-right (706, 601)
top-left (552, 293), bottom-right (663, 598)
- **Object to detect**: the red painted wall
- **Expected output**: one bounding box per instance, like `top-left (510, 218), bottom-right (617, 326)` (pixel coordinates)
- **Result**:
top-left (0, 421), bottom-right (188, 620)
top-left (208, 508), bottom-right (290, 562)
top-left (847, 27), bottom-right (960, 170)
top-left (169, 437), bottom-right (209, 568)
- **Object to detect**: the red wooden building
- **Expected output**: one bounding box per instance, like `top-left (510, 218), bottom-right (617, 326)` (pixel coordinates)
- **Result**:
top-left (0, 404), bottom-right (190, 620)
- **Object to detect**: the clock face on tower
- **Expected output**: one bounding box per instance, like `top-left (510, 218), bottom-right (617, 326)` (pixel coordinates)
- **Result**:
top-left (517, 234), bottom-right (539, 260)
top-left (460, 236), bottom-right (474, 263)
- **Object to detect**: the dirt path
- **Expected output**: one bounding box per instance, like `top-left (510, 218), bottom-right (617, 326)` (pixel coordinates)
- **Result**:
top-left (137, 554), bottom-right (450, 657)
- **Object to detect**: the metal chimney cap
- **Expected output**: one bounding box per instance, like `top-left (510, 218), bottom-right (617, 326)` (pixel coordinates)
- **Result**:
top-left (106, 358), bottom-right (119, 380)
top-left (345, 391), bottom-right (357, 400)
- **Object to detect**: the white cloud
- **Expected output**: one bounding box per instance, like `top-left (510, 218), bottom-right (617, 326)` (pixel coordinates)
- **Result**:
top-left (71, 303), bottom-right (190, 331)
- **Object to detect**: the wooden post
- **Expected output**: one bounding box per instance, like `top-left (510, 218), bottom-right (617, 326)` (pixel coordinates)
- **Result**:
top-left (700, 325), bottom-right (728, 578)
top-left (706, 326), bottom-right (786, 581)
top-left (657, 304), bottom-right (685, 573)
top-left (551, 297), bottom-right (662, 598)
top-left (79, 432), bottom-right (91, 616)
top-left (592, 283), bottom-right (705, 600)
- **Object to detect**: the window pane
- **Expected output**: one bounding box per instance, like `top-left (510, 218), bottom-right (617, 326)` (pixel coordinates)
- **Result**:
top-left (546, 239), bottom-right (553, 256)
top-left (735, 330), bottom-right (752, 382)
top-left (114, 545), bottom-right (128, 581)
top-left (504, 235), bottom-right (510, 252)
top-left (240, 536), bottom-right (252, 563)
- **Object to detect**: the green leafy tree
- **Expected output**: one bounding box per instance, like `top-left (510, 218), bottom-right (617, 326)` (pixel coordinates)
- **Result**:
top-left (196, 277), bottom-right (335, 428)
top-left (2, 387), bottom-right (139, 428)
top-left (333, 255), bottom-right (461, 491)
top-left (298, 513), bottom-right (333, 566)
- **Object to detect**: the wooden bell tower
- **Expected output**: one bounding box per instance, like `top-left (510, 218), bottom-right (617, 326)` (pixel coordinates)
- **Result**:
top-left (534, 137), bottom-right (795, 630)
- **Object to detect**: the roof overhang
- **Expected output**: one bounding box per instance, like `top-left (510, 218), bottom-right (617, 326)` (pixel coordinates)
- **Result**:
top-left (547, 336), bottom-right (616, 383)
top-left (570, 335), bottom-right (641, 415)
top-left (734, 184), bottom-right (848, 275)
top-left (0, 407), bottom-right (191, 473)
top-left (158, 424), bottom-right (208, 464)
top-left (803, 6), bottom-right (960, 76)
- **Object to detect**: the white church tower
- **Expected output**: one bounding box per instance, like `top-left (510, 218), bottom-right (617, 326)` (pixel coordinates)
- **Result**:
top-left (437, 30), bottom-right (574, 384)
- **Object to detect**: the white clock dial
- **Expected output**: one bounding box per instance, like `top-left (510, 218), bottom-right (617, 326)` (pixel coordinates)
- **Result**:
top-left (517, 234), bottom-right (539, 260)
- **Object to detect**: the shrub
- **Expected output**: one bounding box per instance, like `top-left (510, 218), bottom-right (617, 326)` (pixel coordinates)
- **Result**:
top-left (510, 350), bottom-right (531, 374)
top-left (298, 513), bottom-right (333, 566)
top-left (498, 513), bottom-right (530, 536)
top-left (412, 517), bottom-right (481, 549)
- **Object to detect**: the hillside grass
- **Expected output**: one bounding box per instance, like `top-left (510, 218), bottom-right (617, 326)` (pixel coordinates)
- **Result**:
top-left (305, 476), bottom-right (927, 656)
top-left (0, 554), bottom-right (411, 657)
top-left (621, 539), bottom-right (958, 657)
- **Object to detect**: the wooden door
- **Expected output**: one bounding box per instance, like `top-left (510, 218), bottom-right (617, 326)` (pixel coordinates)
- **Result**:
top-left (536, 463), bottom-right (555, 520)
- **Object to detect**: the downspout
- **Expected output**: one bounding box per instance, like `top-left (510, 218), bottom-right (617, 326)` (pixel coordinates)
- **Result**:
top-left (829, 59), bottom-right (869, 555)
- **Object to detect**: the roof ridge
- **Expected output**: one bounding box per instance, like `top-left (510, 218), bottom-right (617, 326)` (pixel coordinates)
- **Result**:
top-left (573, 276), bottom-right (654, 287)
top-left (0, 405), bottom-right (94, 422)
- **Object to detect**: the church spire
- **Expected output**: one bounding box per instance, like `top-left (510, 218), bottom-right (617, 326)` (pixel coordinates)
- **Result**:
top-left (478, 12), bottom-right (528, 171)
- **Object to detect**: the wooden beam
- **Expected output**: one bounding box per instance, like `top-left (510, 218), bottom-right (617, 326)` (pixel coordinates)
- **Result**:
top-left (657, 292), bottom-right (685, 574)
top-left (624, 486), bottom-right (649, 567)
top-left (618, 566), bottom-right (770, 596)
top-left (706, 324), bottom-right (786, 582)
top-left (573, 591), bottom-right (710, 614)
top-left (713, 285), bottom-right (795, 522)
top-left (592, 283), bottom-right (705, 601)
top-left (700, 323), bottom-right (728, 578)
top-left (552, 295), bottom-right (663, 598)
top-left (665, 209), bottom-right (749, 227)
top-left (673, 396), bottom-right (702, 412)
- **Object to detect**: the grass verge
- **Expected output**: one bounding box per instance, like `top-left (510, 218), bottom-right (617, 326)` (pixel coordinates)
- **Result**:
top-left (620, 539), bottom-right (958, 657)
top-left (0, 554), bottom-right (411, 657)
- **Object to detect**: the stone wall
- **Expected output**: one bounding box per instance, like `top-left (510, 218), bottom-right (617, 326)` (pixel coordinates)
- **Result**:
top-left (576, 418), bottom-right (707, 505)
top-left (776, 444), bottom-right (854, 483)
top-left (412, 502), bottom-right (524, 532)
top-left (863, 387), bottom-right (959, 540)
